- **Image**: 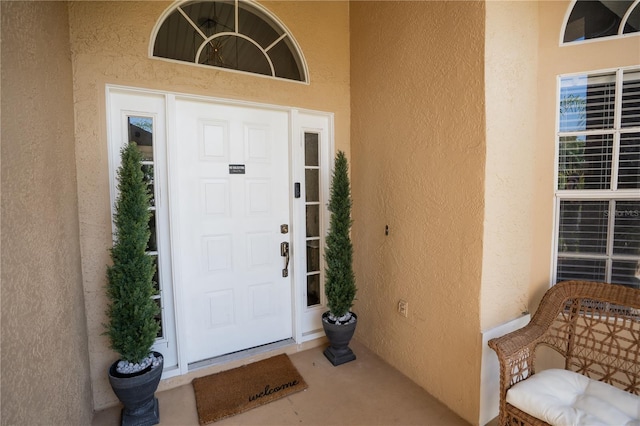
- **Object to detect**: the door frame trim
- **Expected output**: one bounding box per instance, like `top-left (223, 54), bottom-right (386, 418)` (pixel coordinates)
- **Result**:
top-left (290, 110), bottom-right (335, 337)
top-left (107, 85), bottom-right (334, 379)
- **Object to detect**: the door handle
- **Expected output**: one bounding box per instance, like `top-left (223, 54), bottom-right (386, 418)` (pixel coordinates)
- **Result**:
top-left (281, 242), bottom-right (290, 277)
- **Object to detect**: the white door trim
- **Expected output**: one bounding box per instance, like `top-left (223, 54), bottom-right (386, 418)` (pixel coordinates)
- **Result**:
top-left (290, 110), bottom-right (335, 341)
top-left (106, 85), bottom-right (333, 378)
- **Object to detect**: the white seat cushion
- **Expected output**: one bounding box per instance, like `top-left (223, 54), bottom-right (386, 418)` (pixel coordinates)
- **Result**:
top-left (506, 368), bottom-right (640, 426)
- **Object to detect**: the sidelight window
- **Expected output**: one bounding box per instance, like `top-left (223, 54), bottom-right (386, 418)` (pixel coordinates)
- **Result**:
top-left (304, 132), bottom-right (322, 307)
top-left (127, 117), bottom-right (167, 339)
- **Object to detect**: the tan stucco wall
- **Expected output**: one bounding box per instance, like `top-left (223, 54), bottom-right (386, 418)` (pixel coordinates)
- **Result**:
top-left (67, 1), bottom-right (351, 410)
top-left (481, 1), bottom-right (538, 331)
top-left (349, 2), bottom-right (485, 423)
top-left (4, 0), bottom-right (634, 420)
top-left (1, 2), bottom-right (94, 424)
top-left (530, 1), bottom-right (640, 309)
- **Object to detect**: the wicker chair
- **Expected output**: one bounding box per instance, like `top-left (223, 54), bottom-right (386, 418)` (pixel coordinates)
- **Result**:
top-left (488, 280), bottom-right (640, 426)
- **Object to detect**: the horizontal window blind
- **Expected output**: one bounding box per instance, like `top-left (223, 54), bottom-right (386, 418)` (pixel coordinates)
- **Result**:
top-left (557, 199), bottom-right (640, 286)
top-left (622, 70), bottom-right (640, 127)
top-left (558, 135), bottom-right (613, 190)
top-left (555, 68), bottom-right (640, 289)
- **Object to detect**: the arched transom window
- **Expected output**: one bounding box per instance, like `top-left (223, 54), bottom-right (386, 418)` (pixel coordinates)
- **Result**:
top-left (151, 0), bottom-right (308, 82)
top-left (563, 0), bottom-right (640, 44)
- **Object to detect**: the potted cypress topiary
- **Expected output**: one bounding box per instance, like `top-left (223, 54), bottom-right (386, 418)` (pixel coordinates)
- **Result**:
top-left (105, 142), bottom-right (163, 426)
top-left (322, 150), bottom-right (358, 366)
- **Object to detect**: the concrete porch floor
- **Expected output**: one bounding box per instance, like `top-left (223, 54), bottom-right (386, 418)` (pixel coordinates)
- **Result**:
top-left (92, 339), bottom-right (470, 426)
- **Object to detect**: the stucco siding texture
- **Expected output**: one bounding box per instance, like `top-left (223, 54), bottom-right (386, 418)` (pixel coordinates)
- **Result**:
top-left (350, 2), bottom-right (485, 423)
top-left (481, 1), bottom-right (538, 331)
top-left (67, 1), bottom-right (351, 410)
top-left (1, 2), bottom-right (93, 425)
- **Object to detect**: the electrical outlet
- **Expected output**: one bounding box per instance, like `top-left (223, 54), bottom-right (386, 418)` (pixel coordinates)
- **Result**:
top-left (398, 299), bottom-right (408, 317)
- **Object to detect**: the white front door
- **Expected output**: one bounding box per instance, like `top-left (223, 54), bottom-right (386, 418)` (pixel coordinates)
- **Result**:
top-left (173, 99), bottom-right (292, 364)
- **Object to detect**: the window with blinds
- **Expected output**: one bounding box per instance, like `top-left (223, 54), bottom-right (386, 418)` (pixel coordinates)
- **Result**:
top-left (555, 68), bottom-right (640, 288)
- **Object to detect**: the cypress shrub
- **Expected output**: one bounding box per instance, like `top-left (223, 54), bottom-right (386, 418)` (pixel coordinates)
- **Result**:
top-left (105, 142), bottom-right (159, 363)
top-left (324, 151), bottom-right (357, 320)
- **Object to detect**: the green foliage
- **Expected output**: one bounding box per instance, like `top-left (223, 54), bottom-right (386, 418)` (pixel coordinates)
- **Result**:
top-left (558, 94), bottom-right (587, 190)
top-left (324, 151), bottom-right (356, 318)
top-left (105, 142), bottom-right (159, 364)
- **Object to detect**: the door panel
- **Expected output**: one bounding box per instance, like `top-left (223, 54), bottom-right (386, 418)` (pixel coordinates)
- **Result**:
top-left (174, 99), bottom-right (292, 363)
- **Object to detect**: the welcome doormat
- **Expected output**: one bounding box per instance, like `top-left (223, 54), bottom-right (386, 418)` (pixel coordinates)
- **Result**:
top-left (192, 354), bottom-right (308, 424)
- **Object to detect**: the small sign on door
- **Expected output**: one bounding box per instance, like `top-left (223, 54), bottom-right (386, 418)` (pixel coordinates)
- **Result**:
top-left (229, 164), bottom-right (246, 174)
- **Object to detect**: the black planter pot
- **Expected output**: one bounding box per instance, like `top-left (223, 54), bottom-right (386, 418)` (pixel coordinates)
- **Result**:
top-left (108, 352), bottom-right (163, 426)
top-left (322, 312), bottom-right (357, 366)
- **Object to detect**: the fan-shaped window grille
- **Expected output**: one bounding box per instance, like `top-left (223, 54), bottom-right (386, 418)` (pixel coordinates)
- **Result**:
top-left (152, 0), bottom-right (308, 82)
top-left (563, 0), bottom-right (640, 44)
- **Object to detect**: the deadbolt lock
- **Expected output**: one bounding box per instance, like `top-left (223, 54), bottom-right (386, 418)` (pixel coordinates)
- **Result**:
top-left (280, 224), bottom-right (289, 234)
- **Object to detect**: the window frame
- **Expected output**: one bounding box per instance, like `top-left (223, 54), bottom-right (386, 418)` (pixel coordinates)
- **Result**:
top-left (149, 0), bottom-right (309, 83)
top-left (107, 89), bottom-right (179, 375)
top-left (561, 0), bottom-right (640, 46)
top-left (552, 66), bottom-right (640, 286)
